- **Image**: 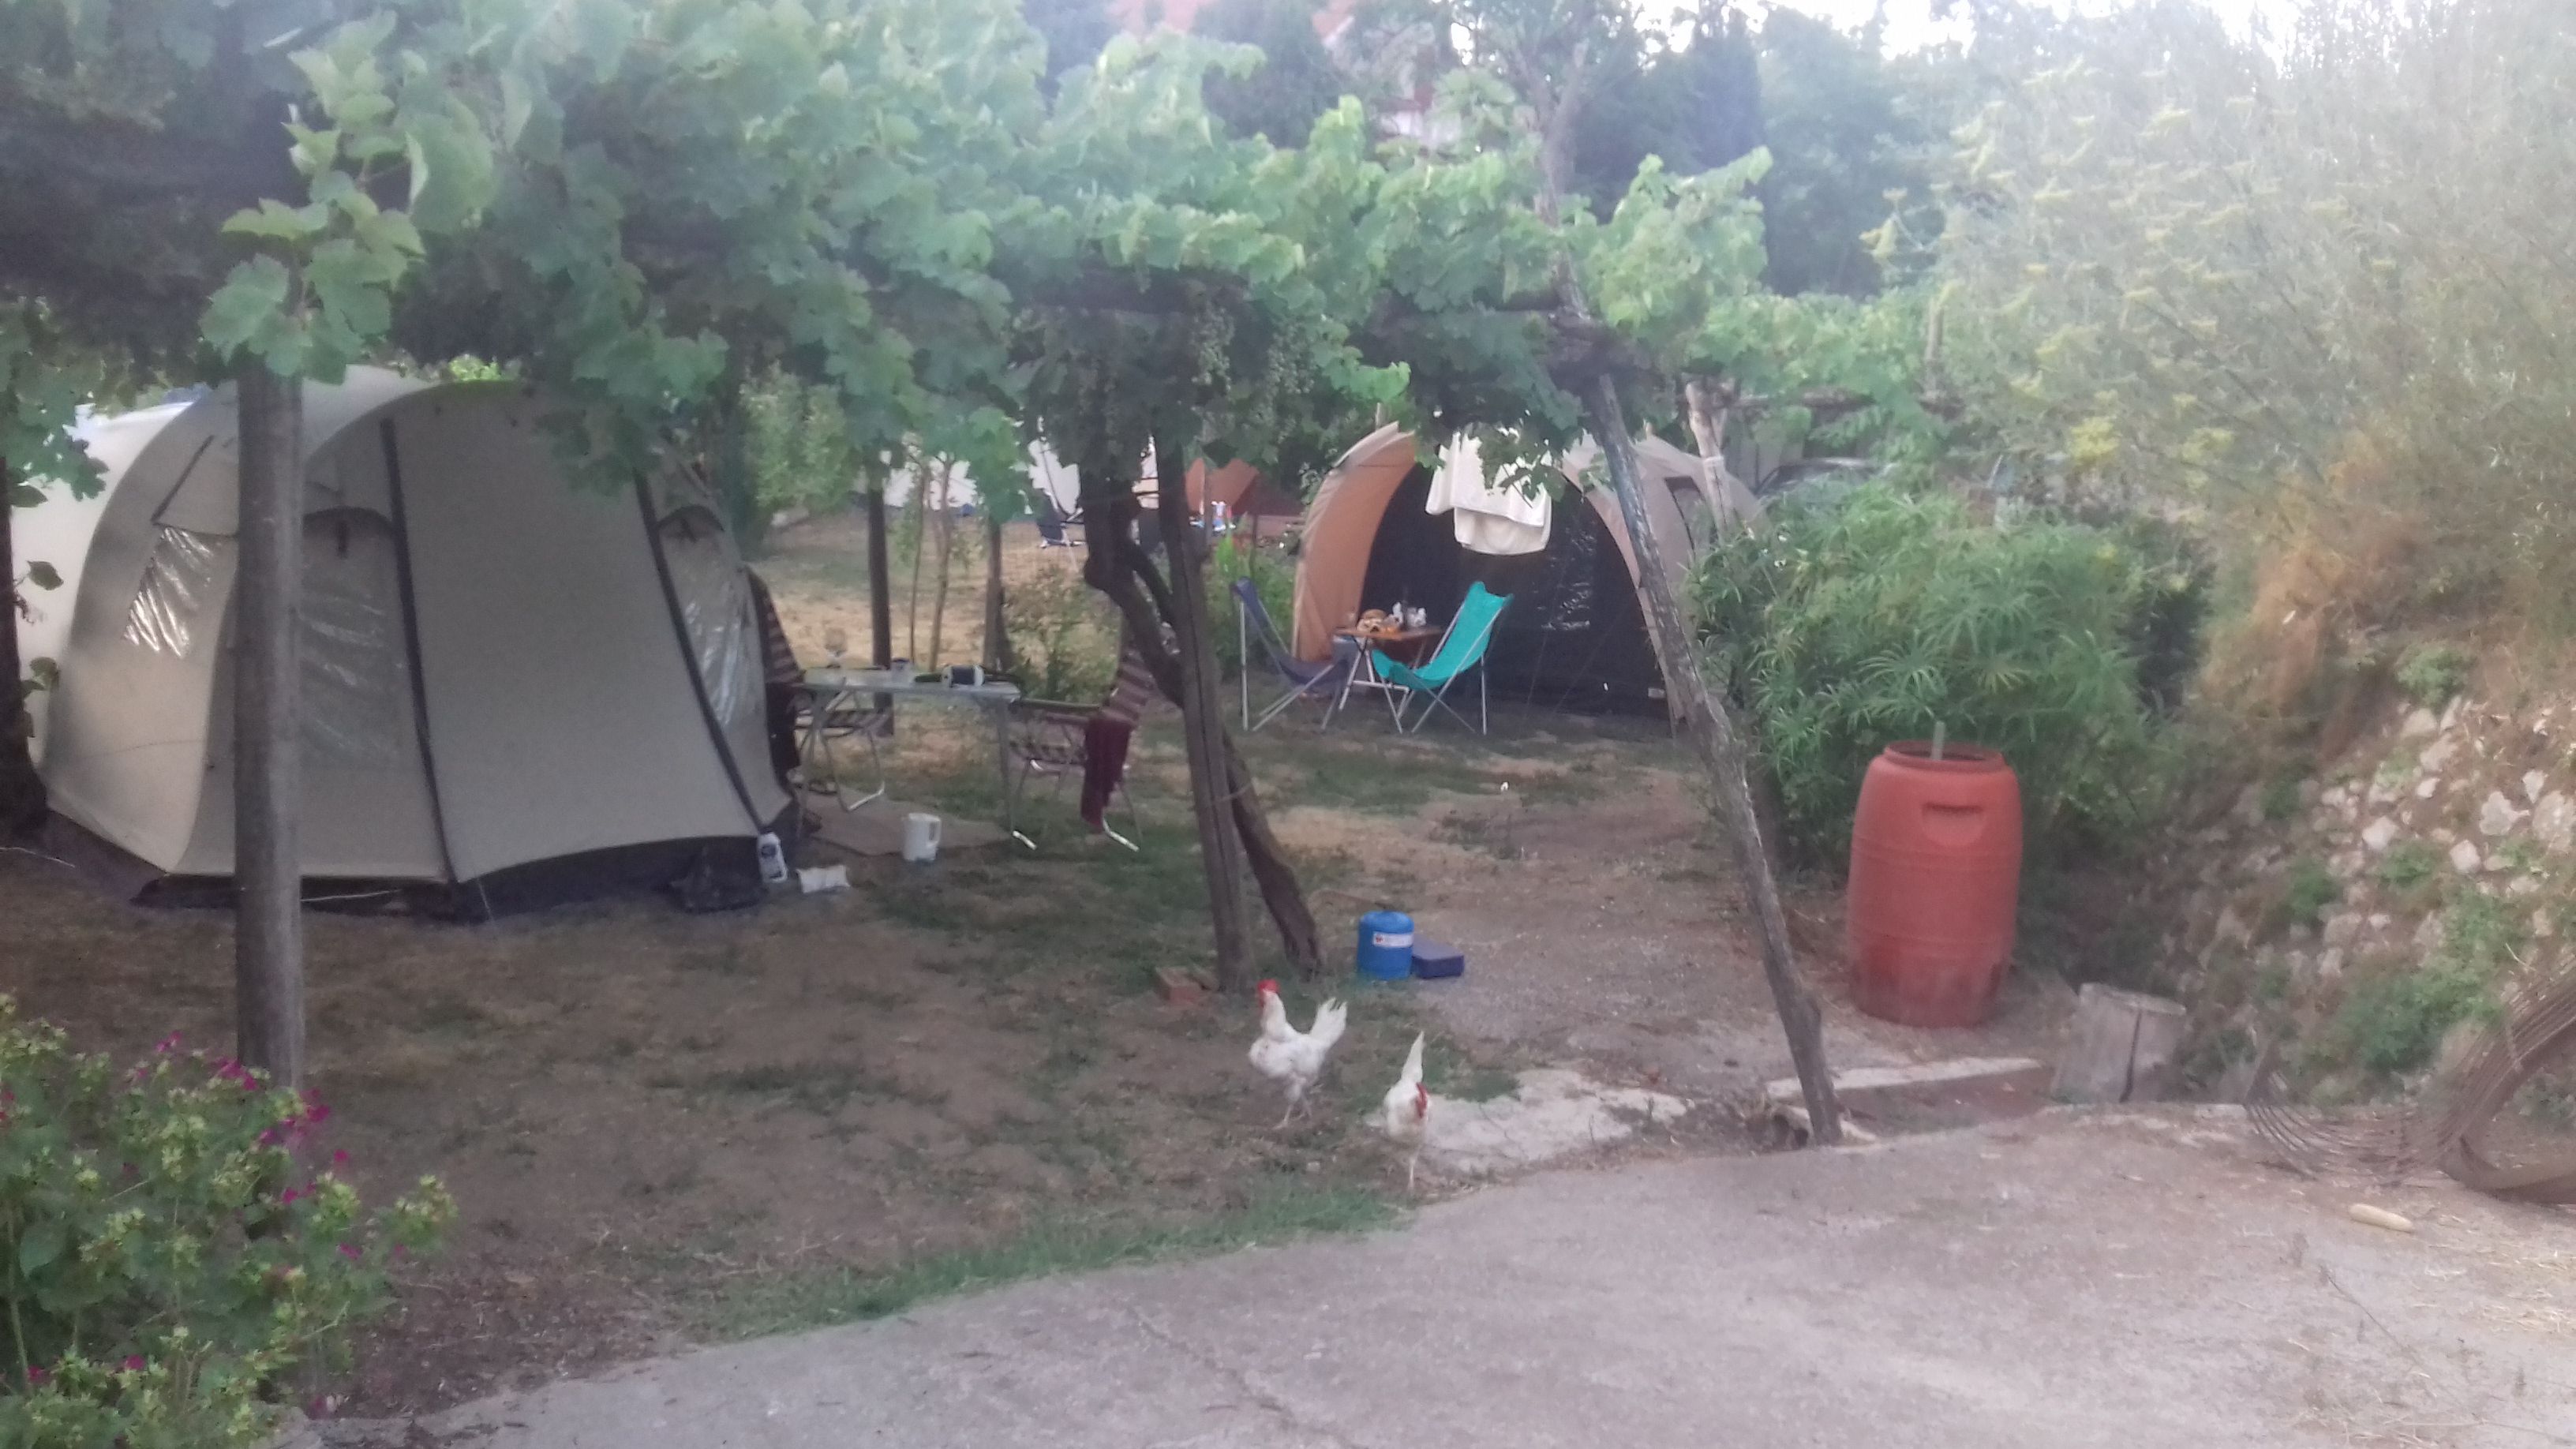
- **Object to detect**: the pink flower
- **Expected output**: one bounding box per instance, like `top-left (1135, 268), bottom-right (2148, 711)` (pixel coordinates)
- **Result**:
top-left (331, 1150), bottom-right (350, 1167)
top-left (25, 1366), bottom-right (46, 1386)
top-left (280, 1188), bottom-right (300, 1206)
top-left (155, 1032), bottom-right (184, 1054)
top-left (122, 1356), bottom-right (144, 1372)
top-left (337, 1243), bottom-right (361, 1262)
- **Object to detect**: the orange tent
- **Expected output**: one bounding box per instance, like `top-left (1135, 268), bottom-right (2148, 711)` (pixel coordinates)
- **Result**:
top-left (1287, 425), bottom-right (1758, 665)
top-left (1185, 458), bottom-right (1303, 529)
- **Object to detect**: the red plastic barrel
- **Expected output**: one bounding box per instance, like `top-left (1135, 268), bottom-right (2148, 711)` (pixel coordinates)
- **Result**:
top-left (1847, 742), bottom-right (2024, 1028)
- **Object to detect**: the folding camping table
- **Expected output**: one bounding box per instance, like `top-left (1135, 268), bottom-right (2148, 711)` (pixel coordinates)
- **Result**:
top-left (799, 668), bottom-right (1025, 837)
top-left (1330, 625), bottom-right (1438, 724)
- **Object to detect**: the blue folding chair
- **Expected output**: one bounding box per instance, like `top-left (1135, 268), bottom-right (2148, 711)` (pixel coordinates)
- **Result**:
top-left (1374, 582), bottom-right (1511, 734)
top-left (1234, 579), bottom-right (1359, 731)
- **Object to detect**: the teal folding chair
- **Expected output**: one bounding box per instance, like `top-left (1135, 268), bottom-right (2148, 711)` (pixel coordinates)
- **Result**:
top-left (1374, 582), bottom-right (1511, 734)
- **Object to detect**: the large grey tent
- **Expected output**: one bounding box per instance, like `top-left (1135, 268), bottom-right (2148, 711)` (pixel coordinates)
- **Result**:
top-left (13, 368), bottom-right (788, 915)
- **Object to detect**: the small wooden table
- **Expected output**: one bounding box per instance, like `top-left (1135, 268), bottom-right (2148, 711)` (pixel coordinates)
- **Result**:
top-left (1333, 625), bottom-right (1441, 722)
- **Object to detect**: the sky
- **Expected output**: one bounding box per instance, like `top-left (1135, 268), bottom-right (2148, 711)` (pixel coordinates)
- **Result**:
top-left (1747, 0), bottom-right (2303, 52)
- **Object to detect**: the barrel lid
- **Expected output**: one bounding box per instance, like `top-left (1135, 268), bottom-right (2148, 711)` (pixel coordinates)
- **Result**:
top-left (1881, 740), bottom-right (2009, 773)
top-left (1361, 908), bottom-right (1413, 930)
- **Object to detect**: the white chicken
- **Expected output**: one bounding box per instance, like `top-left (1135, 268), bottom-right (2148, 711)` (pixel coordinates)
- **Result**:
top-left (1248, 979), bottom-right (1346, 1128)
top-left (1379, 1032), bottom-right (1432, 1192)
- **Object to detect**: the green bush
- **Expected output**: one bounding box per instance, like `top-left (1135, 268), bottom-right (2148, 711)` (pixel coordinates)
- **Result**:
top-left (2280, 857), bottom-right (2339, 930)
top-left (2327, 966), bottom-right (2493, 1080)
top-left (1005, 564), bottom-right (1117, 705)
top-left (1696, 481), bottom-right (2181, 862)
top-left (2320, 893), bottom-right (2520, 1081)
top-left (0, 1004), bottom-right (452, 1447)
top-left (2258, 774), bottom-right (2304, 824)
top-left (2377, 839), bottom-right (2441, 893)
top-left (2394, 643), bottom-right (2472, 710)
top-left (1208, 530), bottom-right (1295, 680)
top-left (746, 373), bottom-right (860, 520)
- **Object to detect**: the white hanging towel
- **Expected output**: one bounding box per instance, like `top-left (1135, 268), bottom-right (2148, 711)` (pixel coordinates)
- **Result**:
top-left (1425, 436), bottom-right (1551, 556)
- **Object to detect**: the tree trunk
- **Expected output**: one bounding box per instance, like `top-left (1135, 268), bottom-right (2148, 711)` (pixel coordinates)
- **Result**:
top-left (1150, 431), bottom-right (1257, 991)
top-left (234, 365), bottom-right (305, 1088)
top-left (1582, 375), bottom-right (1841, 1145)
top-left (904, 470), bottom-right (926, 662)
top-left (864, 481), bottom-right (893, 720)
top-left (708, 365), bottom-right (762, 556)
top-left (1079, 470), bottom-right (1284, 990)
top-left (865, 484), bottom-right (893, 668)
top-left (0, 461), bottom-right (46, 838)
top-left (983, 508), bottom-right (1016, 676)
top-left (1221, 735), bottom-right (1320, 975)
top-left (927, 461), bottom-right (956, 668)
top-left (1682, 376), bottom-right (1792, 874)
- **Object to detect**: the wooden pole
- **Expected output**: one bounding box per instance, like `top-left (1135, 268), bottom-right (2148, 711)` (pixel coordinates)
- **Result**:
top-left (234, 364), bottom-right (305, 1088)
top-left (1515, 29), bottom-right (1841, 1141)
top-left (1582, 375), bottom-right (1842, 1144)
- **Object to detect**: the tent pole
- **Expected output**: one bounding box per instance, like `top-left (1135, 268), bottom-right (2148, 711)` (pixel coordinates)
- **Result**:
top-left (234, 364), bottom-right (305, 1088)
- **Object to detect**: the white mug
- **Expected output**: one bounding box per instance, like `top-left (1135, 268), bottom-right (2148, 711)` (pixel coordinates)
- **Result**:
top-left (901, 812), bottom-right (942, 864)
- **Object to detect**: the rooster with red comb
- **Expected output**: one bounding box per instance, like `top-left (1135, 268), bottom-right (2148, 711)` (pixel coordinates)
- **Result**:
top-left (1379, 1032), bottom-right (1431, 1192)
top-left (1248, 979), bottom-right (1346, 1129)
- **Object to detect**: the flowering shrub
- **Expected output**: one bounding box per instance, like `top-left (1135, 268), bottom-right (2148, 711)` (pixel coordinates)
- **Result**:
top-left (0, 1000), bottom-right (453, 1447)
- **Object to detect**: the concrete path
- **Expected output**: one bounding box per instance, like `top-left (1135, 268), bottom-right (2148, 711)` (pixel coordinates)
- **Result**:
top-left (371, 1113), bottom-right (2576, 1449)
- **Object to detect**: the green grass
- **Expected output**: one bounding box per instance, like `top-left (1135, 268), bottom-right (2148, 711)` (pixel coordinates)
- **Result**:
top-left (2315, 891), bottom-right (2521, 1081)
top-left (2377, 840), bottom-right (2441, 893)
top-left (2395, 642), bottom-right (2472, 709)
top-left (2321, 966), bottom-right (2496, 1078)
top-left (695, 1181), bottom-right (1400, 1340)
top-left (2280, 856), bottom-right (2340, 929)
top-left (2259, 774), bottom-right (2305, 824)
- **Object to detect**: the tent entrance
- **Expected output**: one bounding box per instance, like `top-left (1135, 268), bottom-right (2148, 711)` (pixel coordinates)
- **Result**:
top-left (1348, 475), bottom-right (1669, 718)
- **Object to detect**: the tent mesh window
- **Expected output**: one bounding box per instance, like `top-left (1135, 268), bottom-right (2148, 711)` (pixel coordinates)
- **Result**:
top-left (122, 526), bottom-right (227, 657)
top-left (657, 507), bottom-right (758, 728)
top-left (301, 510), bottom-right (408, 767)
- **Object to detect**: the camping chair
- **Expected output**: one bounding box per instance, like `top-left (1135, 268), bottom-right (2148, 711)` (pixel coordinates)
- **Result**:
top-left (1373, 582), bottom-right (1512, 735)
top-left (1004, 699), bottom-right (1141, 852)
top-left (794, 686), bottom-right (891, 812)
top-left (1234, 578), bottom-right (1359, 732)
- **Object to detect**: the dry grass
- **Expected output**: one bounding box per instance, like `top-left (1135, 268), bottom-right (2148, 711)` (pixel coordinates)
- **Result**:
top-left (0, 516), bottom-right (1830, 1415)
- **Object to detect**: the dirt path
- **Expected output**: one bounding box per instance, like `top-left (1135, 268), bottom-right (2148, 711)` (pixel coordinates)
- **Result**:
top-left (358, 1110), bottom-right (2576, 1449)
top-left (1257, 717), bottom-right (2072, 1105)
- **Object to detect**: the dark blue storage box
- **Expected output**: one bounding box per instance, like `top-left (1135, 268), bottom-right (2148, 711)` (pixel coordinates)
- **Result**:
top-left (1411, 939), bottom-right (1466, 979)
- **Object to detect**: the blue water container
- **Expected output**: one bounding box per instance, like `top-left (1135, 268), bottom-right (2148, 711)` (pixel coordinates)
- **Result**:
top-left (1356, 910), bottom-right (1416, 981)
